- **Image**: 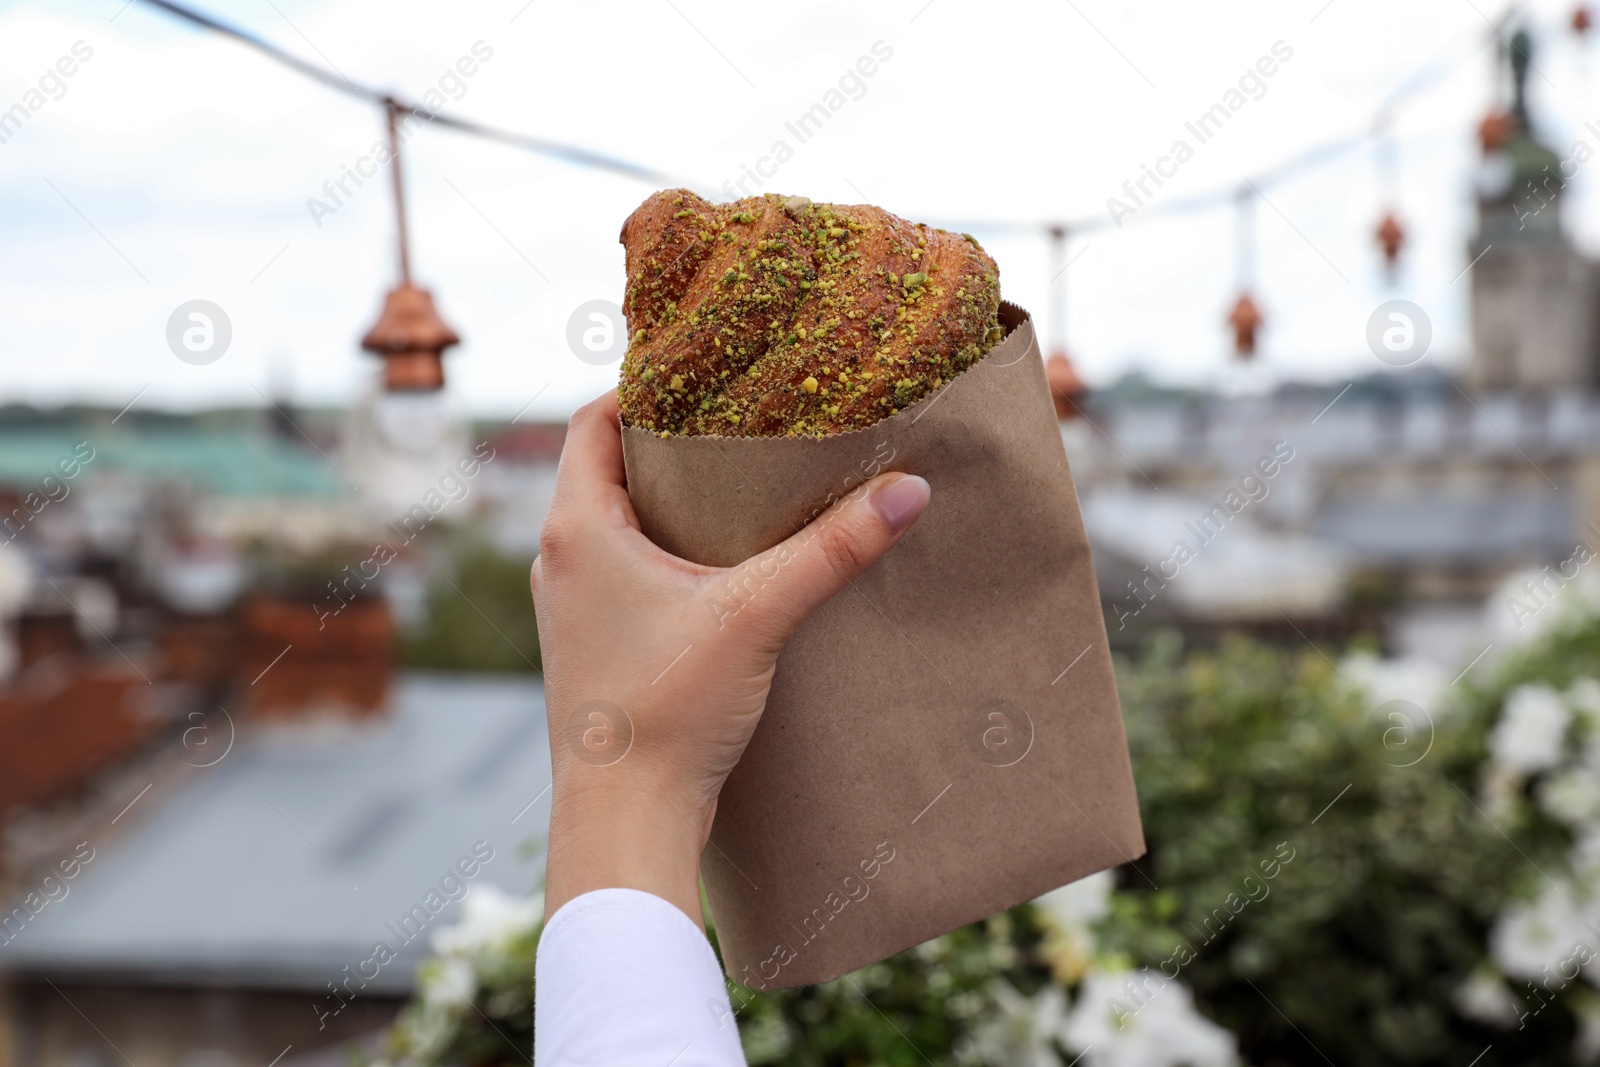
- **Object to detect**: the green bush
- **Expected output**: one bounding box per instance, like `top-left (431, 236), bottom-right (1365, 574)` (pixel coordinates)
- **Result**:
top-left (721, 911), bottom-right (1055, 1066)
top-left (377, 614), bottom-right (1600, 1066)
top-left (402, 542), bottom-right (541, 674)
top-left (1102, 634), bottom-right (1573, 1065)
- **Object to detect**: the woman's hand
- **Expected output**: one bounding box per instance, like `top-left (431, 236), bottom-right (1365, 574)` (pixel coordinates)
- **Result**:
top-left (532, 392), bottom-right (930, 928)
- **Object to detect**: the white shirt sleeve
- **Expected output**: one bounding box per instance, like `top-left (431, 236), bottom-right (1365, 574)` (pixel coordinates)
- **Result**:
top-left (535, 888), bottom-right (748, 1067)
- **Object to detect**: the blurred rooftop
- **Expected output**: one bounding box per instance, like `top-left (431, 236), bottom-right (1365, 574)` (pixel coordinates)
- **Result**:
top-left (0, 422), bottom-right (348, 499)
top-left (0, 672), bottom-right (550, 993)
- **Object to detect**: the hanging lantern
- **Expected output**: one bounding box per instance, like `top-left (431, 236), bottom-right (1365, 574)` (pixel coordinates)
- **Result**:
top-left (1040, 225), bottom-right (1086, 417)
top-left (1375, 210), bottom-right (1405, 269)
top-left (361, 285), bottom-right (459, 391)
top-left (1478, 109), bottom-right (1512, 153)
top-left (1227, 292), bottom-right (1263, 358)
top-left (361, 98), bottom-right (460, 392)
top-left (1371, 113), bottom-right (1405, 278)
top-left (1575, 5), bottom-right (1592, 34)
top-left (1224, 188), bottom-right (1264, 360)
top-left (1045, 349), bottom-right (1085, 419)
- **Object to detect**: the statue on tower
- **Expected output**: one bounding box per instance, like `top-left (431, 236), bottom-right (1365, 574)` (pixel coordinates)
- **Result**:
top-left (1468, 24), bottom-right (1600, 390)
top-left (1476, 27), bottom-right (1564, 228)
top-left (1509, 28), bottom-right (1533, 127)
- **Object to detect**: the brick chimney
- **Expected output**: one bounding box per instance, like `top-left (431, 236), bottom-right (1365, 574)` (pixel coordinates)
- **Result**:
top-left (238, 595), bottom-right (394, 720)
top-left (0, 664), bottom-right (161, 816)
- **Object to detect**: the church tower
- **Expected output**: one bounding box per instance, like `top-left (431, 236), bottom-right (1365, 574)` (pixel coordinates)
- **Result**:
top-left (1469, 29), bottom-right (1600, 390)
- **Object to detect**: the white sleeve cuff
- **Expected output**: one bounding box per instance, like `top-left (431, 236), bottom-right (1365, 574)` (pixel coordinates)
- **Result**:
top-left (535, 888), bottom-right (747, 1067)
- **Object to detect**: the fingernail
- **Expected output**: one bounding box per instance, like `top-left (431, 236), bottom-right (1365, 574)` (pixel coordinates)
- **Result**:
top-left (870, 474), bottom-right (930, 534)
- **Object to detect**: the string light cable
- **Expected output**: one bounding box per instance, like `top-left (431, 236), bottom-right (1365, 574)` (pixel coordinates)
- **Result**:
top-left (132, 0), bottom-right (1495, 241)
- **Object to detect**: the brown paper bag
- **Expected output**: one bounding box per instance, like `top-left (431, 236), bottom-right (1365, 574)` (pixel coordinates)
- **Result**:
top-left (620, 303), bottom-right (1144, 990)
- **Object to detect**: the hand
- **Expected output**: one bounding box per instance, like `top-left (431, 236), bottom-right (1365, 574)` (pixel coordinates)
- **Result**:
top-left (532, 392), bottom-right (930, 928)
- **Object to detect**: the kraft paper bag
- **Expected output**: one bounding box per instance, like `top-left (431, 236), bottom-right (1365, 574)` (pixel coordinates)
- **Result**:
top-left (620, 303), bottom-right (1144, 990)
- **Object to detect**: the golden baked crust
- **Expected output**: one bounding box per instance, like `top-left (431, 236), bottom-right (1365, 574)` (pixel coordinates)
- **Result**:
top-left (617, 189), bottom-right (1002, 437)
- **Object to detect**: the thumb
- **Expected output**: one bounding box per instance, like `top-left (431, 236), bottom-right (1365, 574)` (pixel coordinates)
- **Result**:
top-left (728, 472), bottom-right (930, 647)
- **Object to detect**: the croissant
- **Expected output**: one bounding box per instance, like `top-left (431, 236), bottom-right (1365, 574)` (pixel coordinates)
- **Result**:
top-left (617, 189), bottom-right (1003, 437)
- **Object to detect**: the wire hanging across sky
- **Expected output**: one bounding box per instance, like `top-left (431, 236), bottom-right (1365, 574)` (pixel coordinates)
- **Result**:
top-left (133, 0), bottom-right (1493, 240)
top-left (134, 0), bottom-right (691, 188)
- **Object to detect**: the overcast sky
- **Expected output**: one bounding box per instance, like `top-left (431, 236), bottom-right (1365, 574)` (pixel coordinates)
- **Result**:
top-left (2, 0), bottom-right (1598, 419)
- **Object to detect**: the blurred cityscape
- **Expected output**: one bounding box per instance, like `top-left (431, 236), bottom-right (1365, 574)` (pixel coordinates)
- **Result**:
top-left (5, 11), bottom-right (1600, 1067)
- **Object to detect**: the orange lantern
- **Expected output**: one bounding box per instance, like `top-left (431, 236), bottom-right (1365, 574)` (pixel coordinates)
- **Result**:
top-left (1045, 350), bottom-right (1086, 419)
top-left (1228, 292), bottom-right (1263, 358)
top-left (1375, 211), bottom-right (1405, 268)
top-left (1479, 110), bottom-right (1512, 153)
top-left (361, 284), bottom-right (460, 391)
top-left (361, 98), bottom-right (460, 392)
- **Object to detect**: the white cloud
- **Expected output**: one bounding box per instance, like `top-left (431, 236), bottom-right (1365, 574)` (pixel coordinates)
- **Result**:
top-left (1, 0), bottom-right (1593, 417)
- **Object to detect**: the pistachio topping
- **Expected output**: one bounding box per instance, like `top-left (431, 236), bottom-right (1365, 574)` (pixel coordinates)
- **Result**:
top-left (616, 189), bottom-right (1002, 438)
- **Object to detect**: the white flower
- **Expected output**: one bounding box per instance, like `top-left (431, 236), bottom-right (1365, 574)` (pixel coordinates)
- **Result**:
top-left (1539, 769), bottom-right (1600, 830)
top-left (1034, 872), bottom-right (1114, 984)
top-left (431, 884), bottom-right (543, 957)
top-left (1062, 970), bottom-right (1237, 1067)
top-left (965, 980), bottom-right (1069, 1067)
top-left (1573, 829), bottom-right (1600, 878)
top-left (1570, 679), bottom-right (1600, 731)
top-left (1490, 878), bottom-right (1592, 979)
top-left (395, 998), bottom-right (460, 1064)
top-left (1490, 566), bottom-right (1600, 647)
top-left (1035, 871), bottom-right (1115, 930)
top-left (421, 955), bottom-right (478, 1007)
top-left (1342, 652), bottom-right (1448, 717)
top-left (1453, 967), bottom-right (1521, 1028)
top-left (1490, 685), bottom-right (1571, 776)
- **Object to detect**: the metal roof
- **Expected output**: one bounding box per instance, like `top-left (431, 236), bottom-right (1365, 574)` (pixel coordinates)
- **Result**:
top-left (0, 673), bottom-right (551, 993)
top-left (1082, 490), bottom-right (1348, 617)
top-left (0, 428), bottom-right (349, 498)
top-left (1314, 488), bottom-right (1571, 564)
